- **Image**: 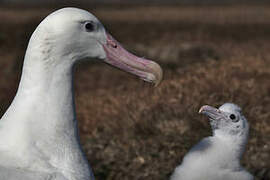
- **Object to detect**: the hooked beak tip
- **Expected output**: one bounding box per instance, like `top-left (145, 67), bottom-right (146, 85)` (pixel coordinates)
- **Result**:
top-left (150, 62), bottom-right (163, 87)
top-left (103, 32), bottom-right (163, 86)
top-left (199, 105), bottom-right (214, 114)
top-left (199, 107), bottom-right (204, 114)
top-left (199, 105), bottom-right (223, 121)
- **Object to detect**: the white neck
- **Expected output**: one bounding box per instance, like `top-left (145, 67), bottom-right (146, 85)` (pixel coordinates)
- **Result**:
top-left (3, 35), bottom-right (77, 136)
top-left (214, 128), bottom-right (248, 161)
top-left (0, 31), bottom-right (93, 180)
top-left (209, 131), bottom-right (248, 169)
top-left (21, 50), bottom-right (76, 133)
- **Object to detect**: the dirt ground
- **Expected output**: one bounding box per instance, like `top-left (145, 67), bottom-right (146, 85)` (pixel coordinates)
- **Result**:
top-left (0, 4), bottom-right (270, 180)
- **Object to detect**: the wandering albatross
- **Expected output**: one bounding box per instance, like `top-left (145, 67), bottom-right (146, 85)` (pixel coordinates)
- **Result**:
top-left (170, 103), bottom-right (254, 180)
top-left (0, 8), bottom-right (162, 180)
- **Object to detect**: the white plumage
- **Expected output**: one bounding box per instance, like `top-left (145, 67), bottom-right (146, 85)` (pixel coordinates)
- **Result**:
top-left (171, 103), bottom-right (254, 180)
top-left (0, 8), bottom-right (162, 180)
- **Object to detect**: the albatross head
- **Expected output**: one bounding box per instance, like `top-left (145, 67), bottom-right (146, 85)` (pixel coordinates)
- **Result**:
top-left (31, 7), bottom-right (162, 86)
top-left (199, 103), bottom-right (249, 138)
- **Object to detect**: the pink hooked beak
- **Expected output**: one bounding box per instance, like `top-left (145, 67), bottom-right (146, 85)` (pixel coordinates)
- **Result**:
top-left (102, 33), bottom-right (163, 86)
top-left (199, 105), bottom-right (225, 120)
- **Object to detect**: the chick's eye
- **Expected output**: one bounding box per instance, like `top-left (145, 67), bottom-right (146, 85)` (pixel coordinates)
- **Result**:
top-left (84, 22), bottom-right (94, 32)
top-left (229, 114), bottom-right (236, 120)
top-left (230, 114), bottom-right (239, 122)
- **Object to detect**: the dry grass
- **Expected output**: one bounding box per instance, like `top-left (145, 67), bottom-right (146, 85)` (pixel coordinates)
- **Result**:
top-left (0, 4), bottom-right (270, 180)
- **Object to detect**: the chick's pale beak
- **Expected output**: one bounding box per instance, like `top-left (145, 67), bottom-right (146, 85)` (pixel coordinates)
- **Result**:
top-left (102, 33), bottom-right (163, 86)
top-left (199, 105), bottom-right (223, 120)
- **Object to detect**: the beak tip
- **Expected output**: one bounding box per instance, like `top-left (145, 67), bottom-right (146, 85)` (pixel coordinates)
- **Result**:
top-left (154, 74), bottom-right (163, 87)
top-left (151, 62), bottom-right (163, 87)
top-left (198, 105), bottom-right (209, 114)
top-left (199, 107), bottom-right (204, 114)
top-left (104, 33), bottom-right (163, 86)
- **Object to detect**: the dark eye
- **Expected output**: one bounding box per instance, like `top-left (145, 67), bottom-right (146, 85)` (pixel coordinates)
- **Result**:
top-left (84, 22), bottom-right (94, 32)
top-left (230, 114), bottom-right (239, 122)
top-left (230, 114), bottom-right (236, 120)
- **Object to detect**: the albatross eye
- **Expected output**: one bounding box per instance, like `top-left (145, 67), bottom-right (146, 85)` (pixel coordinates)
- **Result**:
top-left (230, 114), bottom-right (236, 120)
top-left (230, 114), bottom-right (239, 122)
top-left (84, 22), bottom-right (94, 32)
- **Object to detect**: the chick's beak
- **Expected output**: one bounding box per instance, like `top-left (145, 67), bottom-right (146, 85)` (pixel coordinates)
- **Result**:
top-left (199, 105), bottom-right (224, 120)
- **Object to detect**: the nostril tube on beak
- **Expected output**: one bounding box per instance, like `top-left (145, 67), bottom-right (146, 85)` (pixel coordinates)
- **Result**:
top-left (107, 38), bottom-right (117, 48)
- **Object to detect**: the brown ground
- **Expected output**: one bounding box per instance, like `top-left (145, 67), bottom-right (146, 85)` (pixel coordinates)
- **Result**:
top-left (0, 4), bottom-right (270, 180)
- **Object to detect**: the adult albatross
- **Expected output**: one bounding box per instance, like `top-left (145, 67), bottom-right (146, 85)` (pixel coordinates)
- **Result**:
top-left (0, 8), bottom-right (162, 180)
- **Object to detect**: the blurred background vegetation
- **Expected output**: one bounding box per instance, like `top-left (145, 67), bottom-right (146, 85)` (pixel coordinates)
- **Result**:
top-left (0, 0), bottom-right (270, 179)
